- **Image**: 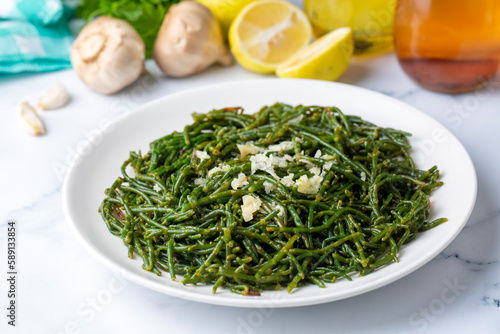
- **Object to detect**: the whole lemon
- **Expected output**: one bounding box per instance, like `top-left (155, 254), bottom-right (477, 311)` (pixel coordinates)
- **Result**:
top-left (304, 0), bottom-right (395, 56)
top-left (196, 0), bottom-right (258, 38)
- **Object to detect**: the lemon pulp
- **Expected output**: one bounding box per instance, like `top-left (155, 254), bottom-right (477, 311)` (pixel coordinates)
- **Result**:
top-left (229, 0), bottom-right (312, 73)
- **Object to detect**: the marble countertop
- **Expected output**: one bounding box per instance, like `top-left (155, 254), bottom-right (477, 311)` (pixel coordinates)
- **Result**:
top-left (1, 53), bottom-right (499, 334)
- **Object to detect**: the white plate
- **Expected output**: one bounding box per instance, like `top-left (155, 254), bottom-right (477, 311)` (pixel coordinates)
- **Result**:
top-left (62, 79), bottom-right (477, 308)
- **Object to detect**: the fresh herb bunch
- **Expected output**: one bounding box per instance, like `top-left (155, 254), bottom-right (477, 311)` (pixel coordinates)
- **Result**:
top-left (76, 0), bottom-right (182, 58)
top-left (99, 103), bottom-right (446, 295)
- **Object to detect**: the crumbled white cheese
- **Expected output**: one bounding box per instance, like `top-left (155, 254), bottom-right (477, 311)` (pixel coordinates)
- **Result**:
top-left (241, 195), bottom-right (262, 222)
top-left (314, 150), bottom-right (322, 158)
top-left (153, 184), bottom-right (162, 192)
top-left (268, 141), bottom-right (294, 152)
top-left (208, 164), bottom-right (230, 176)
top-left (320, 154), bottom-right (335, 160)
top-left (194, 177), bottom-right (207, 185)
top-left (231, 173), bottom-right (249, 189)
top-left (195, 150), bottom-right (210, 161)
top-left (280, 173), bottom-right (295, 187)
top-left (296, 175), bottom-right (323, 194)
top-left (360, 172), bottom-right (367, 182)
top-left (237, 142), bottom-right (264, 157)
top-left (263, 181), bottom-right (277, 194)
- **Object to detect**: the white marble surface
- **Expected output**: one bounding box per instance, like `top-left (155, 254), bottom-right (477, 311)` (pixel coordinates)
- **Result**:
top-left (1, 52), bottom-right (499, 334)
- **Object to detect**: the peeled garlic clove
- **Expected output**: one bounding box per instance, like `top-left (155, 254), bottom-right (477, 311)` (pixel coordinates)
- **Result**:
top-left (17, 102), bottom-right (46, 136)
top-left (153, 1), bottom-right (233, 78)
top-left (37, 82), bottom-right (70, 110)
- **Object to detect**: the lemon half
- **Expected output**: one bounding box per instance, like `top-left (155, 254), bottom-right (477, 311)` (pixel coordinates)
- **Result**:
top-left (276, 27), bottom-right (353, 81)
top-left (229, 0), bottom-right (312, 73)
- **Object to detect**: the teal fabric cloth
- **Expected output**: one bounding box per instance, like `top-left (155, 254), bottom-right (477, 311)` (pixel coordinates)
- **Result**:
top-left (0, 0), bottom-right (76, 73)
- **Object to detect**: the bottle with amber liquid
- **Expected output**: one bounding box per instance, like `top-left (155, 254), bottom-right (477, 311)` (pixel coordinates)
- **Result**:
top-left (394, 0), bottom-right (500, 93)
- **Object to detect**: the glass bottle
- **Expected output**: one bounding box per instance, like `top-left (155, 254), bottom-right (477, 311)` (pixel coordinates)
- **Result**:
top-left (394, 0), bottom-right (500, 93)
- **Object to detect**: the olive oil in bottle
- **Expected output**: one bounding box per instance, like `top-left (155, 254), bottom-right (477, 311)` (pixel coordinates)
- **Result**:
top-left (394, 0), bottom-right (500, 93)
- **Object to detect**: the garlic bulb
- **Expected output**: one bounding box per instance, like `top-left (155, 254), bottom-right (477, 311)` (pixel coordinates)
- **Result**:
top-left (17, 102), bottom-right (46, 136)
top-left (70, 16), bottom-right (145, 94)
top-left (37, 82), bottom-right (70, 110)
top-left (153, 1), bottom-right (233, 77)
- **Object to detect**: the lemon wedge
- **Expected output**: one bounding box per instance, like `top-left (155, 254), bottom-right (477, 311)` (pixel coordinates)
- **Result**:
top-left (276, 27), bottom-right (353, 81)
top-left (229, 0), bottom-right (312, 73)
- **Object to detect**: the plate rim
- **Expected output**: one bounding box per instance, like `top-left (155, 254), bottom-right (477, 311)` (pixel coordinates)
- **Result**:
top-left (62, 78), bottom-right (477, 308)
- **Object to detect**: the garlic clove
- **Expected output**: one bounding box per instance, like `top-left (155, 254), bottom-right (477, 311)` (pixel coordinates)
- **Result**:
top-left (37, 82), bottom-right (70, 110)
top-left (17, 102), bottom-right (46, 136)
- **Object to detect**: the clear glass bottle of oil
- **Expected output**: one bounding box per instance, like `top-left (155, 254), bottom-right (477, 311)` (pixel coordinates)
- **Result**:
top-left (304, 0), bottom-right (396, 56)
top-left (394, 0), bottom-right (500, 93)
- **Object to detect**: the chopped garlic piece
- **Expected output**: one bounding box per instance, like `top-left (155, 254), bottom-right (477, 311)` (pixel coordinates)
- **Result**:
top-left (250, 153), bottom-right (269, 173)
top-left (263, 181), bottom-right (276, 193)
top-left (287, 114), bottom-right (303, 124)
top-left (268, 141), bottom-right (294, 152)
top-left (323, 161), bottom-right (334, 171)
top-left (250, 153), bottom-right (279, 178)
top-left (269, 155), bottom-right (289, 168)
top-left (194, 177), bottom-right (207, 185)
top-left (208, 164), bottom-right (230, 176)
top-left (271, 202), bottom-right (285, 217)
top-left (231, 173), bottom-right (249, 189)
top-left (280, 173), bottom-right (295, 187)
top-left (296, 175), bottom-right (323, 194)
top-left (297, 156), bottom-right (316, 170)
top-left (37, 82), bottom-right (70, 110)
top-left (16, 102), bottom-right (46, 136)
top-left (294, 137), bottom-right (304, 144)
top-left (293, 150), bottom-right (305, 160)
top-left (237, 142), bottom-right (264, 157)
top-left (309, 167), bottom-right (321, 176)
top-left (195, 150), bottom-right (210, 161)
top-left (125, 164), bottom-right (136, 178)
top-left (360, 172), bottom-right (367, 182)
top-left (153, 184), bottom-right (162, 192)
top-left (314, 150), bottom-right (322, 158)
top-left (241, 195), bottom-right (262, 222)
